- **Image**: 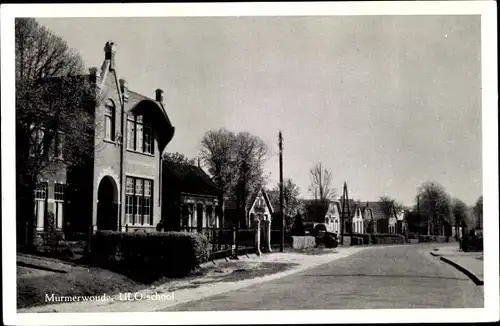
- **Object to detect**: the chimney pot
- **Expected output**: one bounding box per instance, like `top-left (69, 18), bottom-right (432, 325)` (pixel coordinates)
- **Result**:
top-left (155, 88), bottom-right (164, 102)
top-left (88, 67), bottom-right (100, 84)
top-left (104, 41), bottom-right (116, 71)
top-left (119, 78), bottom-right (129, 103)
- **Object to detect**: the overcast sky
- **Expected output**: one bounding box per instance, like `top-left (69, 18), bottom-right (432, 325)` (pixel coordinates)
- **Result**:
top-left (37, 15), bottom-right (482, 206)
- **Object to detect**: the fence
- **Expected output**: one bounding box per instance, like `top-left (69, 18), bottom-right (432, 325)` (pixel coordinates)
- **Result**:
top-left (162, 226), bottom-right (259, 261)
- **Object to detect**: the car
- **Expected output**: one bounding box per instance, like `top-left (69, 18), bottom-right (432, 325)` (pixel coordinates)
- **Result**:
top-left (303, 222), bottom-right (338, 248)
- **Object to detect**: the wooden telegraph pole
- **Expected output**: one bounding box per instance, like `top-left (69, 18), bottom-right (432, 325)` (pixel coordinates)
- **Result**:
top-left (417, 194), bottom-right (421, 243)
top-left (279, 131), bottom-right (284, 252)
top-left (340, 182), bottom-right (351, 246)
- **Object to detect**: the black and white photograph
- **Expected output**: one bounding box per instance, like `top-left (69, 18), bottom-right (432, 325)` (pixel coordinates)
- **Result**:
top-left (1, 2), bottom-right (498, 325)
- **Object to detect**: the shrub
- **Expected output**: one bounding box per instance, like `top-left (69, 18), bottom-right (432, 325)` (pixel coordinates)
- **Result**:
top-left (417, 235), bottom-right (450, 243)
top-left (368, 233), bottom-right (405, 245)
top-left (90, 231), bottom-right (209, 278)
top-left (291, 214), bottom-right (305, 236)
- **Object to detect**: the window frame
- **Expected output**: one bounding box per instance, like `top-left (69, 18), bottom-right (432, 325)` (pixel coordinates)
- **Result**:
top-left (126, 113), bottom-right (154, 155)
top-left (54, 183), bottom-right (66, 229)
top-left (125, 176), bottom-right (154, 226)
top-left (104, 100), bottom-right (116, 141)
top-left (34, 182), bottom-right (48, 230)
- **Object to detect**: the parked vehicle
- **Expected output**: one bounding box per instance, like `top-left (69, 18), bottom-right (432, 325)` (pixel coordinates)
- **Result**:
top-left (303, 222), bottom-right (338, 248)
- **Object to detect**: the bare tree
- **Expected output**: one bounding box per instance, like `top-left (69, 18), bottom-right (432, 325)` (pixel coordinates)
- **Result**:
top-left (416, 181), bottom-right (453, 236)
top-left (308, 162), bottom-right (336, 204)
top-left (16, 18), bottom-right (99, 250)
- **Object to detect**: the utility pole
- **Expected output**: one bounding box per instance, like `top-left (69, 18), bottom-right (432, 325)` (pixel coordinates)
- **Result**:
top-left (279, 131), bottom-right (284, 252)
top-left (417, 195), bottom-right (420, 243)
top-left (340, 182), bottom-right (351, 245)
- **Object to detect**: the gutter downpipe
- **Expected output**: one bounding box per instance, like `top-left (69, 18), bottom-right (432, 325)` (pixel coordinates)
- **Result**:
top-left (118, 80), bottom-right (125, 232)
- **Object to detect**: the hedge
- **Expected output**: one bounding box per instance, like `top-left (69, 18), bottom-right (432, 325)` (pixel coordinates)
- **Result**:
top-left (90, 231), bottom-right (209, 277)
top-left (418, 235), bottom-right (450, 243)
top-left (341, 233), bottom-right (406, 245)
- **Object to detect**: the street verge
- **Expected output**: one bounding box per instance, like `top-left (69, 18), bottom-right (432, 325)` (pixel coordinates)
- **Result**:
top-left (18, 246), bottom-right (366, 313)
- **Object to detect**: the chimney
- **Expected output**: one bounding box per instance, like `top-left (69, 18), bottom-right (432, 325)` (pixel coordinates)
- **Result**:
top-left (88, 67), bottom-right (100, 85)
top-left (119, 78), bottom-right (129, 103)
top-left (104, 41), bottom-right (116, 71)
top-left (155, 88), bottom-right (164, 103)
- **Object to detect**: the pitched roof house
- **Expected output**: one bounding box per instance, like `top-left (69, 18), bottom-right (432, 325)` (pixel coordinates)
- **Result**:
top-left (160, 161), bottom-right (221, 231)
top-left (224, 186), bottom-right (274, 229)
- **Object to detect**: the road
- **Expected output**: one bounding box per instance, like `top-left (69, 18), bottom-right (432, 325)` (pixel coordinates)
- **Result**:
top-left (163, 244), bottom-right (484, 311)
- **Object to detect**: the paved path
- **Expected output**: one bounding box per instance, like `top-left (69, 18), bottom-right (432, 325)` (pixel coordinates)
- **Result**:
top-left (430, 245), bottom-right (483, 283)
top-left (163, 244), bottom-right (484, 311)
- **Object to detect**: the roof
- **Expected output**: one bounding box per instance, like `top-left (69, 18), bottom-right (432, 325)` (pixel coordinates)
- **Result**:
top-left (162, 161), bottom-right (220, 197)
top-left (224, 187), bottom-right (273, 212)
top-left (365, 201), bottom-right (391, 221)
top-left (127, 90), bottom-right (175, 153)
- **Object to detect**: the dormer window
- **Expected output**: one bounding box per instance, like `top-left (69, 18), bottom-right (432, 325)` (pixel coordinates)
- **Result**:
top-left (104, 100), bottom-right (116, 141)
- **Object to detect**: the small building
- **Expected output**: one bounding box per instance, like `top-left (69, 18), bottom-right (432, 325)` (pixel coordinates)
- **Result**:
top-left (351, 205), bottom-right (365, 234)
top-left (224, 187), bottom-right (274, 229)
top-left (160, 161), bottom-right (221, 232)
top-left (366, 202), bottom-right (389, 234)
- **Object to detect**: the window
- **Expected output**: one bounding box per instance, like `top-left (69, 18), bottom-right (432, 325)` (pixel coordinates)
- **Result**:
top-left (126, 113), bottom-right (154, 154)
top-left (34, 182), bottom-right (48, 230)
top-left (143, 124), bottom-right (153, 154)
top-left (125, 177), bottom-right (134, 224)
top-left (125, 176), bottom-right (153, 226)
top-left (104, 100), bottom-right (115, 141)
top-left (30, 126), bottom-right (45, 157)
top-left (54, 183), bottom-right (66, 229)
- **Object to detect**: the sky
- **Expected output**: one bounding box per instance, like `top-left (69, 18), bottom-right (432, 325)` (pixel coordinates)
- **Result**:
top-left (36, 15), bottom-right (482, 206)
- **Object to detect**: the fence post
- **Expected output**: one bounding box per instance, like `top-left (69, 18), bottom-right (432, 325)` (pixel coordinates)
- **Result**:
top-left (231, 226), bottom-right (238, 259)
top-left (262, 219), bottom-right (272, 253)
top-left (253, 218), bottom-right (262, 256)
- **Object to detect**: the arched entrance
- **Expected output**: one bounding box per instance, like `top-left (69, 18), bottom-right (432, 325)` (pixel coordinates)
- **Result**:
top-left (97, 176), bottom-right (118, 231)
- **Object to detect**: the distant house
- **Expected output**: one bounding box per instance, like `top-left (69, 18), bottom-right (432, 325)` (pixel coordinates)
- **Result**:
top-left (160, 161), bottom-right (221, 232)
top-left (388, 214), bottom-right (397, 234)
top-left (396, 209), bottom-right (408, 235)
top-left (364, 201), bottom-right (407, 234)
top-left (302, 199), bottom-right (341, 234)
top-left (224, 187), bottom-right (274, 229)
top-left (362, 205), bottom-right (374, 233)
top-left (365, 202), bottom-right (389, 234)
top-left (328, 201), bottom-right (342, 234)
top-left (351, 205), bottom-right (365, 234)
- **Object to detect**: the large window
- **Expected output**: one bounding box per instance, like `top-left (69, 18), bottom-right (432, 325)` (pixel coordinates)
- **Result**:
top-left (104, 100), bottom-right (116, 141)
top-left (125, 176), bottom-right (153, 225)
top-left (126, 113), bottom-right (154, 155)
top-left (54, 183), bottom-right (66, 229)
